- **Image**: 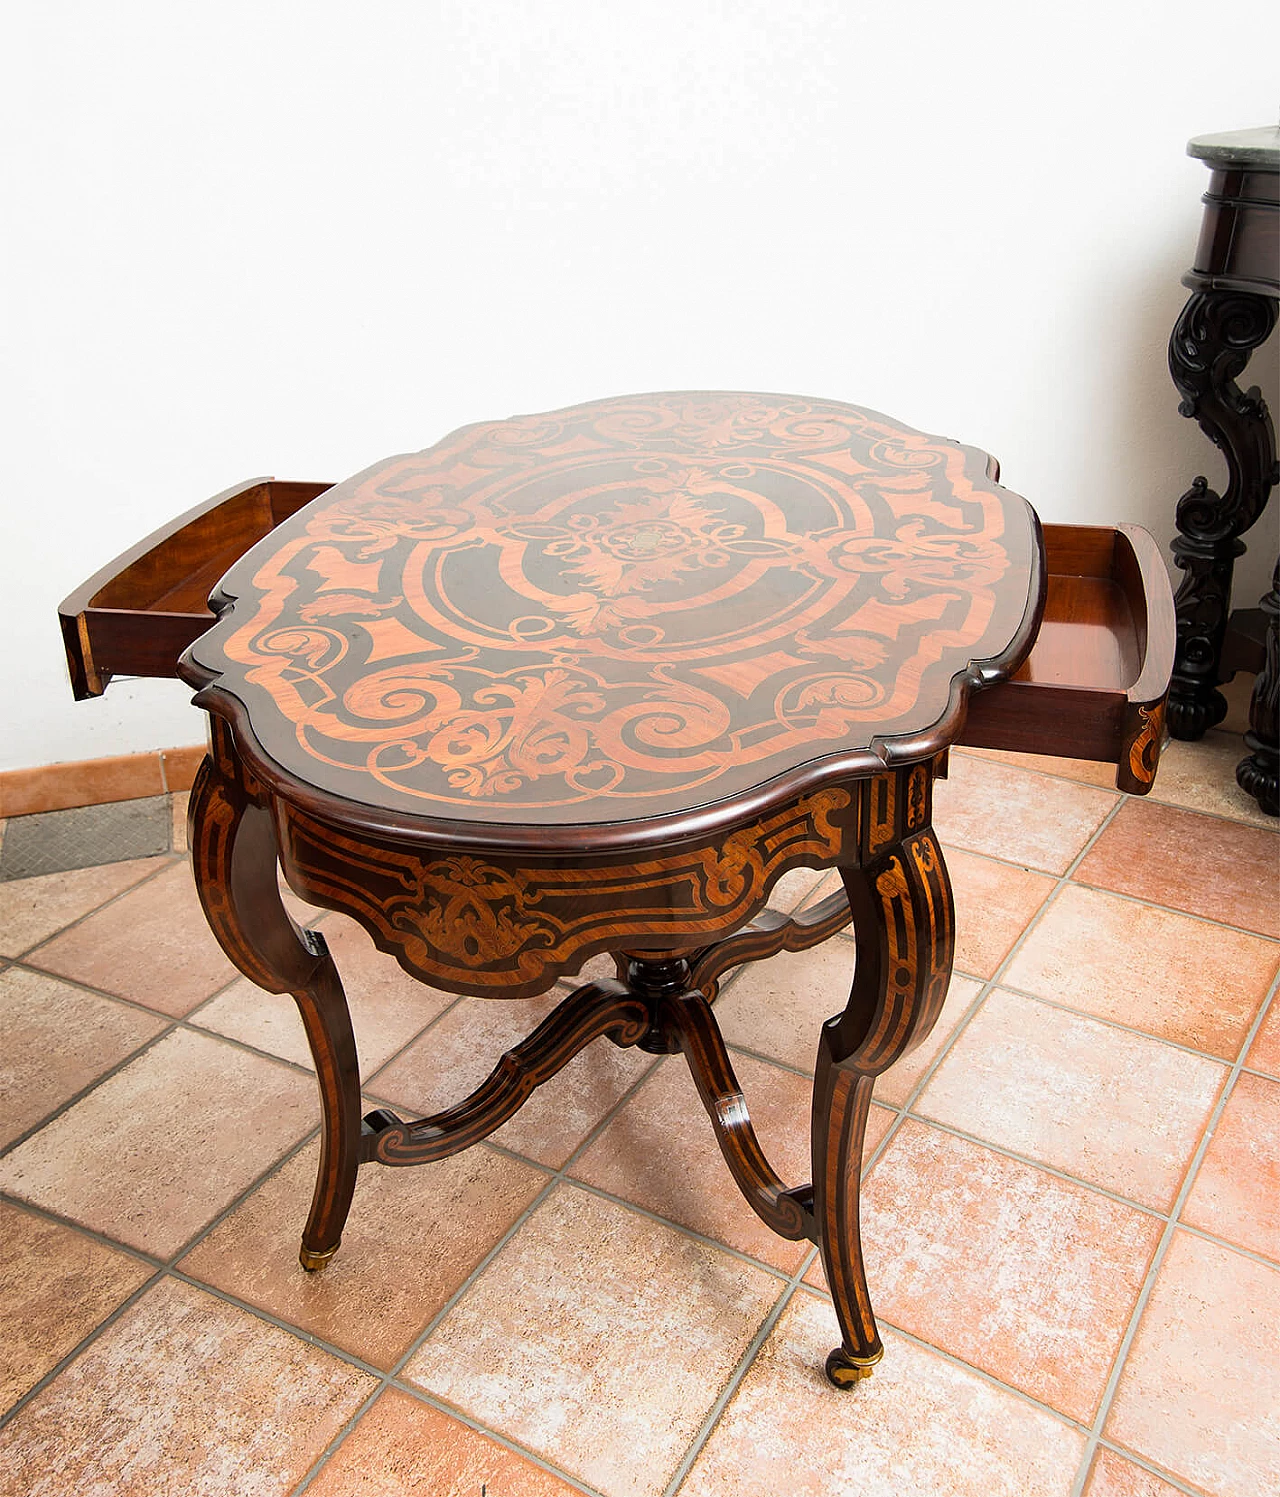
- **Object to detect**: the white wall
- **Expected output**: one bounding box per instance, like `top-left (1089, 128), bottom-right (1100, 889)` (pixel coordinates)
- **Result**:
top-left (3, 1), bottom-right (1277, 772)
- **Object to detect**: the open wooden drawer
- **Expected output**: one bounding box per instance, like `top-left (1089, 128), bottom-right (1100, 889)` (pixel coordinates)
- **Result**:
top-left (60, 486), bottom-right (1175, 794)
top-left (958, 522), bottom-right (1175, 793)
top-left (59, 478), bottom-right (332, 699)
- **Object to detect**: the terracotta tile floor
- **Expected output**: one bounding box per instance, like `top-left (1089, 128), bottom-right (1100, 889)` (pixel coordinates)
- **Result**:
top-left (1, 737), bottom-right (1277, 1496)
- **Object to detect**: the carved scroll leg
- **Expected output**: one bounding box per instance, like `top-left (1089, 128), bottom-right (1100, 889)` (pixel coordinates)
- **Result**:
top-left (813, 828), bottom-right (954, 1387)
top-left (1238, 561), bottom-right (1279, 816)
top-left (189, 754), bottom-right (361, 1270)
top-left (1166, 289), bottom-right (1278, 740)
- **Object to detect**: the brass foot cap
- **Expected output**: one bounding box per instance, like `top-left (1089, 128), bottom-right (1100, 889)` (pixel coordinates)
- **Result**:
top-left (825, 1345), bottom-right (883, 1388)
top-left (299, 1242), bottom-right (340, 1272)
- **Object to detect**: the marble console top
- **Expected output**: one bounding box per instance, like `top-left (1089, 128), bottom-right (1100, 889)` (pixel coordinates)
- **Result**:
top-left (1188, 125), bottom-right (1280, 169)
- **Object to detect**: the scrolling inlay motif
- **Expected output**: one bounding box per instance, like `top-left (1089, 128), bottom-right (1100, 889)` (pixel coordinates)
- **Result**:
top-left (278, 786), bottom-right (856, 994)
top-left (190, 394), bottom-right (1037, 822)
top-left (1126, 701), bottom-right (1167, 787)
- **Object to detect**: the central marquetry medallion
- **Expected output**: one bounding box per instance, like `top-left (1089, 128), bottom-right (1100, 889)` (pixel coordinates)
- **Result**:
top-left (189, 393), bottom-right (1040, 822)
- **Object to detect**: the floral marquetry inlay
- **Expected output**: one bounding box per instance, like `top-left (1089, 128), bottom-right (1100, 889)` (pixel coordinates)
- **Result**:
top-left (187, 393), bottom-right (1040, 823)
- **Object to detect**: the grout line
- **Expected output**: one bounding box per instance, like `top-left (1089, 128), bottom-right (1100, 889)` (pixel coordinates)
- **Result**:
top-left (869, 973), bottom-right (998, 1122)
top-left (892, 1114), bottom-right (1169, 1221)
top-left (294, 1032), bottom-right (791, 1494)
top-left (937, 831), bottom-right (1278, 945)
top-left (289, 1078), bottom-right (800, 1497)
top-left (658, 1254), bottom-right (812, 1497)
top-left (14, 925), bottom-right (255, 1021)
top-left (396, 1388), bottom-right (613, 1497)
top-left (987, 980), bottom-right (1266, 1068)
top-left (274, 1404), bottom-right (388, 1494)
top-left (386, 1103), bottom-right (659, 1369)
top-left (161, 1267), bottom-right (389, 1377)
top-left (0, 1167), bottom-right (600, 1497)
top-left (833, 801), bottom-right (1132, 1182)
top-left (0, 1121), bottom-right (324, 1284)
top-left (0, 1021), bottom-right (182, 1162)
top-left (950, 743), bottom-right (1280, 834)
top-left (391, 1389), bottom-right (610, 1497)
top-left (719, 1040), bottom-right (816, 1080)
top-left (0, 1266), bottom-right (166, 1434)
top-left (356, 990), bottom-right (470, 1093)
top-left (0, 972), bottom-right (332, 1165)
top-left (1172, 1218), bottom-right (1280, 1273)
top-left (312, 1048), bottom-right (688, 1437)
top-left (945, 752), bottom-right (1126, 804)
top-left (1138, 784), bottom-right (1280, 833)
top-left (1066, 959), bottom-right (1280, 1497)
top-left (0, 1112), bottom-right (328, 1436)
top-left (1060, 874), bottom-right (1280, 942)
top-left (157, 1125), bottom-right (326, 1267)
top-left (561, 1178), bottom-right (797, 1281)
top-left (0, 1195), bottom-right (168, 1273)
top-left (868, 797), bottom-right (1230, 1218)
top-left (297, 1381), bottom-right (611, 1497)
top-left (1240, 1059), bottom-right (1280, 1083)
top-left (1, 851), bottom-right (180, 963)
top-left (298, 1169), bottom-right (564, 1485)
top-left (1090, 1437), bottom-right (1219, 1497)
top-left (804, 1297), bottom-right (1096, 1437)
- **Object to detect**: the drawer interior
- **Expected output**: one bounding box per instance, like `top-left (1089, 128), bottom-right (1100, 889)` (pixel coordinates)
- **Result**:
top-left (1012, 525), bottom-right (1146, 690)
top-left (1016, 574), bottom-right (1140, 687)
top-left (90, 480), bottom-right (325, 614)
top-left (60, 478), bottom-right (332, 698)
top-left (958, 521), bottom-right (1174, 790)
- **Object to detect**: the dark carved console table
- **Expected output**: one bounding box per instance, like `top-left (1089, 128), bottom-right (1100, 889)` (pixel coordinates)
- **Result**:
top-left (1167, 125), bottom-right (1279, 815)
top-left (59, 393), bottom-right (1174, 1387)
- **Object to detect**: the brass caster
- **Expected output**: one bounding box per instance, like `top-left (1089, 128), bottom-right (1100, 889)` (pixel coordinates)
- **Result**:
top-left (299, 1241), bottom-right (340, 1272)
top-left (825, 1345), bottom-right (882, 1388)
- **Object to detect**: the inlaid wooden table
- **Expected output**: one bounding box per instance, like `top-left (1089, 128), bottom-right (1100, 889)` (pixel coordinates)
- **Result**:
top-left (60, 393), bottom-right (1175, 1386)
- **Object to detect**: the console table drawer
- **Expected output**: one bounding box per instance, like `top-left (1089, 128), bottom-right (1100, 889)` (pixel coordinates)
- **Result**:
top-left (959, 522), bottom-right (1175, 792)
top-left (59, 478), bottom-right (332, 699)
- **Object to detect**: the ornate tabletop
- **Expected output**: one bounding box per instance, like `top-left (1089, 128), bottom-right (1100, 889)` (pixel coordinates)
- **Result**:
top-left (183, 392), bottom-right (1042, 842)
top-left (175, 392), bottom-right (1046, 1390)
top-left (56, 385), bottom-right (1178, 1388)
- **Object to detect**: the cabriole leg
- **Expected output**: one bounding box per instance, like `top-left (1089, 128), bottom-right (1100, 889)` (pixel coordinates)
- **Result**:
top-left (813, 767), bottom-right (954, 1387)
top-left (188, 738), bottom-right (361, 1271)
top-left (812, 1059), bottom-right (879, 1383)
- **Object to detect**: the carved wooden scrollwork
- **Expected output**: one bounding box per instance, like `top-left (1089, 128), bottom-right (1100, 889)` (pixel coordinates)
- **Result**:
top-left (1238, 562), bottom-right (1280, 815)
top-left (366, 981), bottom-right (649, 1165)
top-left (1167, 290), bottom-right (1279, 739)
top-left (687, 887), bottom-right (852, 1001)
